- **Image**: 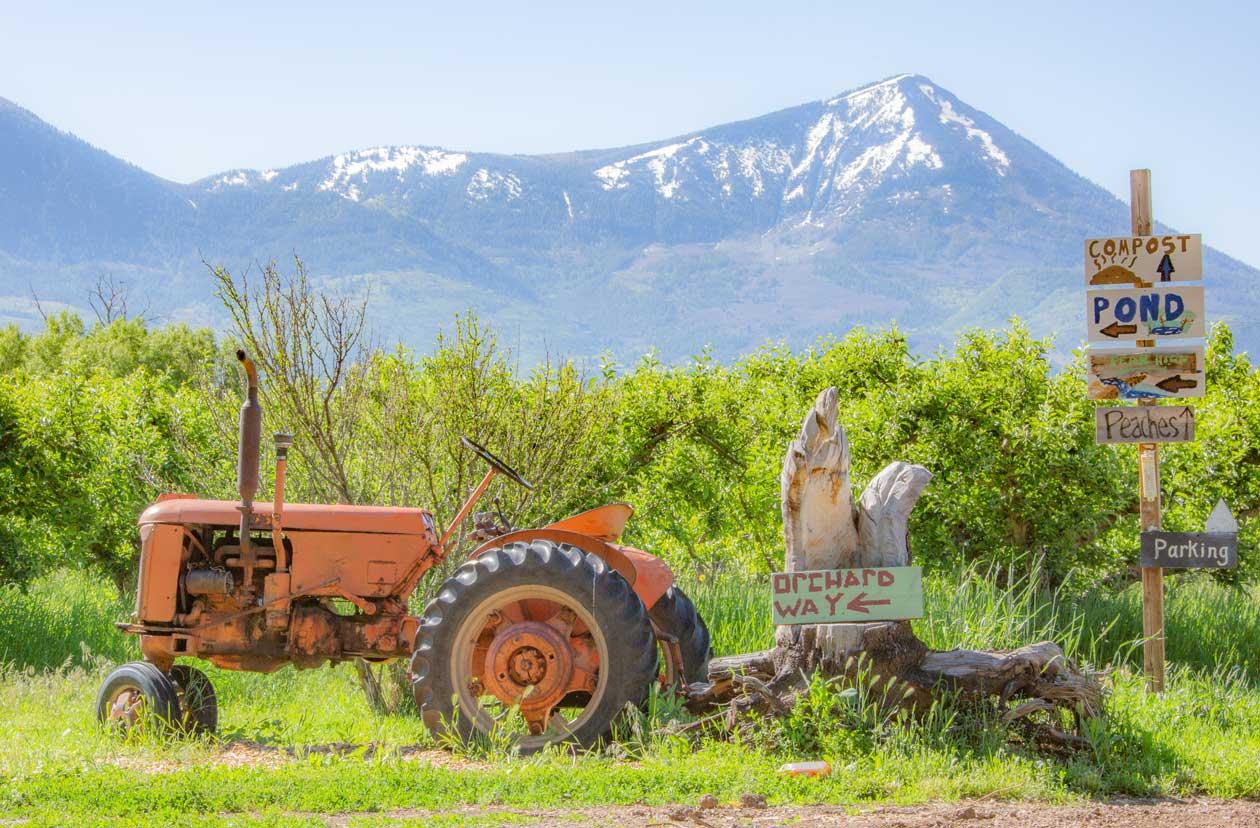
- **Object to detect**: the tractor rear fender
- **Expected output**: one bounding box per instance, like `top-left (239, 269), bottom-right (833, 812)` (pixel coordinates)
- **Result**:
top-left (469, 528), bottom-right (674, 611)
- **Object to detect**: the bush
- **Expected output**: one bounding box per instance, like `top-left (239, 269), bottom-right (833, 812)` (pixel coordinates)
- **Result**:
top-left (0, 307), bottom-right (1255, 591)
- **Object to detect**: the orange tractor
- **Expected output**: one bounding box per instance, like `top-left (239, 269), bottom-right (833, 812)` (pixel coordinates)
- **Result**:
top-left (98, 351), bottom-right (710, 750)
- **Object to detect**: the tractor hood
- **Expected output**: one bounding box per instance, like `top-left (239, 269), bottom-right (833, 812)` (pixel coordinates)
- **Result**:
top-left (139, 495), bottom-right (433, 536)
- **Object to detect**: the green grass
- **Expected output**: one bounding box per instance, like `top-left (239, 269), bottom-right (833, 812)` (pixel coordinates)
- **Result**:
top-left (1, 566), bottom-right (1259, 825)
top-left (0, 570), bottom-right (137, 670)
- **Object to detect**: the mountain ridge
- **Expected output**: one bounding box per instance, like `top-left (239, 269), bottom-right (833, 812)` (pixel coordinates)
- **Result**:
top-left (1, 74), bottom-right (1255, 362)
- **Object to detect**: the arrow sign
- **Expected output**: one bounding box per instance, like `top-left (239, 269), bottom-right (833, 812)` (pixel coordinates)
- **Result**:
top-left (1086, 285), bottom-right (1205, 343)
top-left (1084, 234), bottom-right (1202, 285)
top-left (1206, 499), bottom-right (1238, 533)
top-left (1095, 405), bottom-right (1195, 444)
top-left (1155, 375), bottom-right (1198, 393)
top-left (1087, 347), bottom-right (1205, 400)
top-left (771, 566), bottom-right (923, 625)
top-left (1156, 253), bottom-right (1175, 282)
top-left (1100, 321), bottom-right (1138, 339)
top-left (846, 592), bottom-right (892, 614)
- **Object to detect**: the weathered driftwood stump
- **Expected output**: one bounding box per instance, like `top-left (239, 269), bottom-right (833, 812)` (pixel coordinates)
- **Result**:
top-left (691, 388), bottom-right (1101, 750)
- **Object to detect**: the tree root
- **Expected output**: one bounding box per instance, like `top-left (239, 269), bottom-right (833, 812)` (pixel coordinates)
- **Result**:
top-left (685, 623), bottom-right (1103, 753)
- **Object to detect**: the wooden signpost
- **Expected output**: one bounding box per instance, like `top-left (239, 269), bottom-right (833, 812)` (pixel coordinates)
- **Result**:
top-left (770, 566), bottom-right (923, 625)
top-left (1086, 169), bottom-right (1213, 693)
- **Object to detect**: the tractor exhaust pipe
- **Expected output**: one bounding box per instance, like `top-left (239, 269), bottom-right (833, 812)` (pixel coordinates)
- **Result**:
top-left (236, 350), bottom-right (262, 567)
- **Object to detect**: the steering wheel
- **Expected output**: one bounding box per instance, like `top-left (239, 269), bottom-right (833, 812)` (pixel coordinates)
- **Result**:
top-left (461, 437), bottom-right (534, 490)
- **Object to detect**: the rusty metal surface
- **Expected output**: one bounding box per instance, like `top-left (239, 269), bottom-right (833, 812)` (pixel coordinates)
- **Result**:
top-left (544, 503), bottom-right (634, 542)
top-left (288, 607), bottom-right (341, 657)
top-left (136, 524), bottom-right (185, 623)
top-left (439, 466), bottom-right (498, 549)
top-left (235, 351), bottom-right (262, 509)
top-left (613, 544), bottom-right (674, 611)
top-left (138, 498), bottom-right (435, 536)
top-left (481, 620), bottom-right (576, 719)
top-left (287, 531), bottom-right (431, 598)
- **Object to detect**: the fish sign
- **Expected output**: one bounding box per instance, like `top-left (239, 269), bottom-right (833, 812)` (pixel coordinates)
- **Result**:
top-left (1140, 500), bottom-right (1239, 569)
top-left (1095, 405), bottom-right (1195, 444)
top-left (1085, 234), bottom-right (1202, 287)
top-left (771, 566), bottom-right (923, 625)
top-left (1087, 347), bottom-right (1204, 400)
top-left (1086, 286), bottom-right (1204, 343)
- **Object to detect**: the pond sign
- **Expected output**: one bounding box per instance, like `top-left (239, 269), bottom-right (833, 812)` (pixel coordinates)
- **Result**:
top-left (1085, 285), bottom-right (1205, 343)
top-left (771, 566), bottom-right (923, 625)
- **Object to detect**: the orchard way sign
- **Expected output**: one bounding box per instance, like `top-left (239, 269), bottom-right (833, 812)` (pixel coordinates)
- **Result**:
top-left (771, 566), bottom-right (923, 625)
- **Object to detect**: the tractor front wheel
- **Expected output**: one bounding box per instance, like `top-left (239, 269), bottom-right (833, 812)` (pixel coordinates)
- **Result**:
top-left (170, 664), bottom-right (218, 735)
top-left (96, 661), bottom-right (180, 733)
top-left (411, 540), bottom-right (657, 753)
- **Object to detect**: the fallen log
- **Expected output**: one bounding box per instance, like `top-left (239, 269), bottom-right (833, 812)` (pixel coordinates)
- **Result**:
top-left (688, 388), bottom-right (1102, 748)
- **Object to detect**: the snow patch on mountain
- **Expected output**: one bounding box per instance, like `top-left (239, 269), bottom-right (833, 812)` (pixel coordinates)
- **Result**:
top-left (318, 146), bottom-right (468, 200)
top-left (919, 84), bottom-right (1009, 175)
top-left (209, 170), bottom-right (253, 189)
top-left (594, 139), bottom-right (700, 196)
top-left (466, 168), bottom-right (522, 201)
top-left (825, 73), bottom-right (914, 107)
top-left (579, 74), bottom-right (1016, 212)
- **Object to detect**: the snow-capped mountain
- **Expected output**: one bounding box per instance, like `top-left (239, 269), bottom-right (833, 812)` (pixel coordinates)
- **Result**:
top-left (1, 74), bottom-right (1255, 361)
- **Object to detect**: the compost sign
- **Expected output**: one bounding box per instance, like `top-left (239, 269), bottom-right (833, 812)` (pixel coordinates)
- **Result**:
top-left (1084, 234), bottom-right (1202, 286)
top-left (1095, 405), bottom-right (1195, 444)
top-left (771, 566), bottom-right (923, 625)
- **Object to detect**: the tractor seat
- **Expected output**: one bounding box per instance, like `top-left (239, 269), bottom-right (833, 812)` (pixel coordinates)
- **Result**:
top-left (139, 496), bottom-right (433, 536)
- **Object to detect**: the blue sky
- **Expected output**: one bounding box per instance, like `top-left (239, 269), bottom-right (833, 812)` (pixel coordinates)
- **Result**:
top-left (3, 0), bottom-right (1257, 266)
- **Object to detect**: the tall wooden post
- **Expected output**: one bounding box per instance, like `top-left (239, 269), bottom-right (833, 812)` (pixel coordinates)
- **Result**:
top-left (1131, 169), bottom-right (1165, 692)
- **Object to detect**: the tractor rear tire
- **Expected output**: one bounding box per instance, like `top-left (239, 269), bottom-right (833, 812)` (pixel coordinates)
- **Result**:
top-left (170, 664), bottom-right (218, 735)
top-left (96, 661), bottom-right (180, 733)
top-left (411, 540), bottom-right (657, 754)
top-left (649, 586), bottom-right (712, 685)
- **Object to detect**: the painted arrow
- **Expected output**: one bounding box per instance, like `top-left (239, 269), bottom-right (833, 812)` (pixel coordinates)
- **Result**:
top-left (1100, 321), bottom-right (1138, 338)
top-left (1156, 375), bottom-right (1198, 393)
top-left (846, 592), bottom-right (892, 614)
top-left (1157, 253), bottom-right (1175, 282)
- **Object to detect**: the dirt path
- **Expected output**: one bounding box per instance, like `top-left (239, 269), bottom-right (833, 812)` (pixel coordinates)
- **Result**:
top-left (320, 801), bottom-right (1260, 827)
